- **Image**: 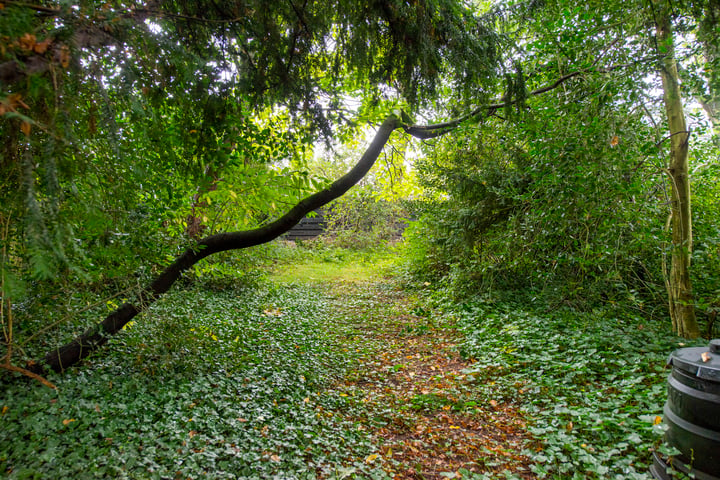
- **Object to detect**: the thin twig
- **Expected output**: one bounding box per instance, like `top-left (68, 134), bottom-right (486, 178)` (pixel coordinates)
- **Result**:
top-left (0, 362), bottom-right (56, 389)
top-left (1, 213), bottom-right (11, 364)
top-left (4, 1), bottom-right (61, 15)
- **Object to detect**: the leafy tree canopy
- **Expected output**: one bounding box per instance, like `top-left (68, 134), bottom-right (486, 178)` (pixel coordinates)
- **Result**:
top-left (0, 0), bottom-right (506, 285)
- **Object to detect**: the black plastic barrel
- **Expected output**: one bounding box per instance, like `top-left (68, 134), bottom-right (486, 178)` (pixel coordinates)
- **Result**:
top-left (651, 339), bottom-right (720, 480)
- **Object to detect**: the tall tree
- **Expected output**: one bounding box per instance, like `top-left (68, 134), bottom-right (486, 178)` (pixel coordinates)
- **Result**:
top-left (654, 0), bottom-right (700, 337)
top-left (692, 0), bottom-right (720, 136)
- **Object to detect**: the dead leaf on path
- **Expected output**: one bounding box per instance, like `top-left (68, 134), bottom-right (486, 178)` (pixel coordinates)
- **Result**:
top-left (323, 279), bottom-right (536, 478)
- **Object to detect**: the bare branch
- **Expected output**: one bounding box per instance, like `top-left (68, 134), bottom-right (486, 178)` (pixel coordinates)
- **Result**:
top-left (403, 58), bottom-right (659, 140)
top-left (1, 363), bottom-right (57, 389)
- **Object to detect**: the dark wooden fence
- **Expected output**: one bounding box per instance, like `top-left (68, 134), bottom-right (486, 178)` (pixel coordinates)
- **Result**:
top-left (284, 210), bottom-right (326, 241)
top-left (283, 208), bottom-right (411, 241)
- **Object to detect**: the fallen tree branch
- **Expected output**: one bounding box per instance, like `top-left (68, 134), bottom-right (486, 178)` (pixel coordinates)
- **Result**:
top-left (25, 54), bottom-right (656, 374)
top-left (31, 115), bottom-right (400, 373)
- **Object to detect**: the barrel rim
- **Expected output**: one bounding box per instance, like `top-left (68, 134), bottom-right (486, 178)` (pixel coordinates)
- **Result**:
top-left (652, 451), bottom-right (720, 480)
top-left (664, 404), bottom-right (720, 441)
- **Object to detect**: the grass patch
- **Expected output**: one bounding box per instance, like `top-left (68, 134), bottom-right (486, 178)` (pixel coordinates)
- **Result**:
top-left (271, 260), bottom-right (382, 284)
top-left (267, 242), bottom-right (397, 284)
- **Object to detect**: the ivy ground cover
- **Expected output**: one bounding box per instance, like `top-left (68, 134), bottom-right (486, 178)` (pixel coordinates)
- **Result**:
top-left (0, 283), bottom-right (384, 479)
top-left (1, 250), bottom-right (702, 479)
top-left (452, 299), bottom-right (704, 479)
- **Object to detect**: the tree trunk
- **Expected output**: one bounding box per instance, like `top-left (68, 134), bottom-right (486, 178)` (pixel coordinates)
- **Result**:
top-left (655, 4), bottom-right (700, 338)
top-left (32, 115), bottom-right (400, 373)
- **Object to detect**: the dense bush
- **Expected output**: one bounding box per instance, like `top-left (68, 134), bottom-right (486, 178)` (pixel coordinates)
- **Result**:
top-left (399, 82), bottom-right (689, 316)
top-left (322, 193), bottom-right (408, 250)
top-left (691, 160), bottom-right (720, 336)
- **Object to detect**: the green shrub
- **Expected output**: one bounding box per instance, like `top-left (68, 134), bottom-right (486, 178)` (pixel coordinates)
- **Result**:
top-left (322, 193), bottom-right (408, 250)
top-left (400, 87), bottom-right (673, 314)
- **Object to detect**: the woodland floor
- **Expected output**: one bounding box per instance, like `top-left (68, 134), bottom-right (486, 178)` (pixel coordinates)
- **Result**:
top-left (296, 274), bottom-right (537, 479)
top-left (2, 251), bottom-right (677, 479)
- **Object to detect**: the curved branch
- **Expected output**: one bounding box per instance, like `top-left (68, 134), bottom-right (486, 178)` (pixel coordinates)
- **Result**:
top-left (31, 115), bottom-right (401, 373)
top-left (23, 53), bottom-right (665, 374)
top-left (402, 58), bottom-right (658, 140)
top-left (402, 69), bottom-right (587, 139)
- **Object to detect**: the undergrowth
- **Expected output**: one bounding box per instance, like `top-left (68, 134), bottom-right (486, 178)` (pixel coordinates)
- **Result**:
top-left (445, 297), bottom-right (706, 479)
top-left (2, 243), bottom-right (709, 480)
top-left (0, 281), bottom-right (386, 479)
top-left (266, 241), bottom-right (397, 284)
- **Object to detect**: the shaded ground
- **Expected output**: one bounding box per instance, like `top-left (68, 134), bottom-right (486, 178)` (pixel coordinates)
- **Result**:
top-left (317, 278), bottom-right (537, 479)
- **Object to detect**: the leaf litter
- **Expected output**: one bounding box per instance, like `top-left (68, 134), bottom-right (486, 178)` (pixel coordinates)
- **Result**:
top-left (317, 278), bottom-right (537, 479)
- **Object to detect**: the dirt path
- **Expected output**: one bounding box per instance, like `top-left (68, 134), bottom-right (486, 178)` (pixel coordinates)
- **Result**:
top-left (320, 278), bottom-right (537, 480)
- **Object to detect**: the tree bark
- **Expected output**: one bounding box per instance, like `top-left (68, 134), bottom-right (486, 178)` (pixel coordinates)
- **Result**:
top-left (33, 115), bottom-right (400, 373)
top-left (655, 4), bottom-right (700, 338)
